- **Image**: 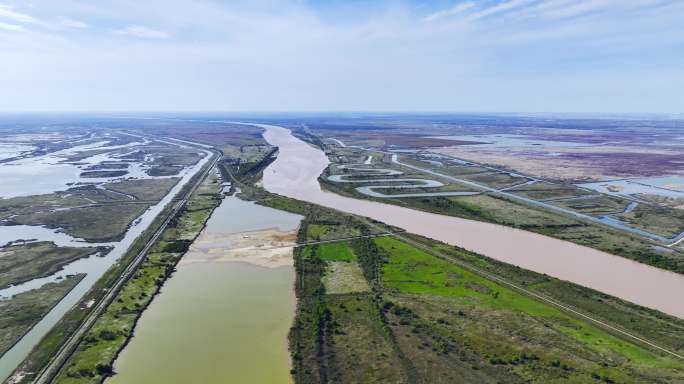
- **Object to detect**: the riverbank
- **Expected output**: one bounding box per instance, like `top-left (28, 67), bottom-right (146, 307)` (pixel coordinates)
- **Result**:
top-left (209, 128), bottom-right (684, 381)
top-left (260, 191), bottom-right (684, 383)
top-left (258, 123), bottom-right (684, 319)
top-left (0, 139), bottom-right (216, 382)
top-left (0, 275), bottom-right (85, 359)
top-left (13, 120), bottom-right (684, 384)
top-left (46, 168), bottom-right (222, 384)
top-left (40, 132), bottom-right (300, 384)
top-left (319, 143), bottom-right (684, 275)
top-left (2, 146), bottom-right (218, 384)
top-left (108, 195), bottom-right (301, 384)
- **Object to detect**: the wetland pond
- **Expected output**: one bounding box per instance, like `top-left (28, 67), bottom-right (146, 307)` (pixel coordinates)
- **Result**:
top-left (109, 195), bottom-right (302, 384)
top-left (0, 140), bottom-right (212, 382)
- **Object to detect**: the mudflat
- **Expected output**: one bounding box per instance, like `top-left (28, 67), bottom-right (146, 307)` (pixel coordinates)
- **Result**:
top-left (179, 228), bottom-right (297, 268)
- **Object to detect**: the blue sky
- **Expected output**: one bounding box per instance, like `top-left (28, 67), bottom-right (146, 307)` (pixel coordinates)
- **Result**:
top-left (0, 0), bottom-right (683, 113)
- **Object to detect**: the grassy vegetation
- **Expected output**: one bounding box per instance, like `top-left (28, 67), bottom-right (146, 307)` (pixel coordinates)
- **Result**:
top-left (321, 149), bottom-right (684, 274)
top-left (289, 209), bottom-right (408, 383)
top-left (512, 181), bottom-right (596, 200)
top-left (267, 184), bottom-right (684, 383)
top-left (312, 242), bottom-right (368, 295)
top-left (0, 189), bottom-right (110, 221)
top-left (84, 162), bottom-right (128, 171)
top-left (220, 146), bottom-right (277, 182)
top-left (13, 203), bottom-right (151, 242)
top-left (299, 293), bottom-right (407, 383)
top-left (147, 165), bottom-right (183, 176)
top-left (103, 178), bottom-right (179, 201)
top-left (15, 128), bottom-right (682, 383)
top-left (617, 204), bottom-right (684, 238)
top-left (0, 242), bottom-right (100, 289)
top-left (370, 183), bottom-right (475, 195)
top-left (422, 237), bottom-right (684, 357)
top-left (0, 275), bottom-right (84, 357)
top-left (240, 133), bottom-right (684, 382)
top-left (233, 144), bottom-right (276, 162)
top-left (460, 171), bottom-right (527, 189)
top-left (554, 196), bottom-right (629, 215)
top-left (307, 223), bottom-right (361, 241)
top-left (80, 170), bottom-right (128, 178)
top-left (375, 237), bottom-right (683, 382)
top-left (317, 242), bottom-right (356, 262)
top-left (7, 149), bottom-right (217, 384)
top-left (306, 224), bottom-right (331, 239)
top-left (2, 178), bottom-right (179, 243)
top-left (51, 173), bottom-right (221, 384)
top-left (322, 262), bottom-right (369, 294)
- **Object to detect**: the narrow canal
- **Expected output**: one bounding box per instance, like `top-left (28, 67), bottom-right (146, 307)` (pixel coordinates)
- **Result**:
top-left (108, 195), bottom-right (302, 383)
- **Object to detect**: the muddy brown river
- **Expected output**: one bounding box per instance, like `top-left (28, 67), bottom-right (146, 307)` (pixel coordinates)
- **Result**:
top-left (258, 123), bottom-right (684, 319)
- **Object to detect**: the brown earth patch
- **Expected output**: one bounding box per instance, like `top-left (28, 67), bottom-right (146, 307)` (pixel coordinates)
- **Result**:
top-left (179, 228), bottom-right (297, 268)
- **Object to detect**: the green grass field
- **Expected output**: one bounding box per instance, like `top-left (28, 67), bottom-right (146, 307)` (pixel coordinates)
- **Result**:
top-left (317, 241), bottom-right (356, 262)
top-left (375, 236), bottom-right (684, 382)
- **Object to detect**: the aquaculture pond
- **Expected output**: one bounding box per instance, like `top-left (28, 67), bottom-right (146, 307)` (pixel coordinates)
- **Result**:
top-left (109, 195), bottom-right (301, 384)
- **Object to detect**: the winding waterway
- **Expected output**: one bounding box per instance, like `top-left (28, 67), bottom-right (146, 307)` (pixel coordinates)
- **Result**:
top-left (327, 163), bottom-right (479, 198)
top-left (258, 123), bottom-right (684, 319)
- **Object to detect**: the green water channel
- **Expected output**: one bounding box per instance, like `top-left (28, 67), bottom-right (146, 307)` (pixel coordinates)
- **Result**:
top-left (108, 196), bottom-right (302, 384)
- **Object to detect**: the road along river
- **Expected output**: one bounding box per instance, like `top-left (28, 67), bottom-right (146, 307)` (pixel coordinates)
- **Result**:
top-left (258, 123), bottom-right (684, 319)
top-left (0, 140), bottom-right (214, 382)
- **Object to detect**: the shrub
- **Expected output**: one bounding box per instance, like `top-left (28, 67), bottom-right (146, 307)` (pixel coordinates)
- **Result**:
top-left (99, 329), bottom-right (118, 341)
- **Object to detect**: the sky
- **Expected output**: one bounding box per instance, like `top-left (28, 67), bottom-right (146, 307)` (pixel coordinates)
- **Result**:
top-left (0, 0), bottom-right (683, 113)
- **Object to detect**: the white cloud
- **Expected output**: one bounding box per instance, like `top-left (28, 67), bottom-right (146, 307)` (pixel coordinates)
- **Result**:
top-left (422, 2), bottom-right (475, 22)
top-left (0, 20), bottom-right (26, 31)
top-left (466, 0), bottom-right (536, 21)
top-left (527, 0), bottom-right (663, 20)
top-left (0, 0), bottom-right (682, 112)
top-left (0, 4), bottom-right (38, 24)
top-left (58, 17), bottom-right (88, 28)
top-left (540, 0), bottom-right (619, 19)
top-left (113, 25), bottom-right (169, 39)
